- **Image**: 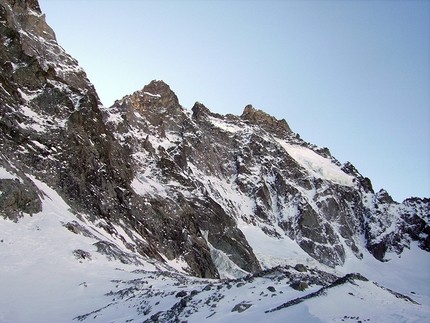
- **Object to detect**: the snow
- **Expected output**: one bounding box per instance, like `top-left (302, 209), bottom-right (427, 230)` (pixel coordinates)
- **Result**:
top-left (209, 116), bottom-right (245, 133)
top-left (18, 103), bottom-right (67, 132)
top-left (0, 167), bottom-right (17, 180)
top-left (275, 138), bottom-right (354, 186)
top-left (143, 91), bottom-right (161, 98)
top-left (17, 88), bottom-right (40, 102)
top-left (105, 109), bottom-right (124, 125)
top-left (31, 140), bottom-right (47, 150)
top-left (131, 172), bottom-right (168, 198)
top-left (162, 255), bottom-right (189, 274)
top-left (239, 222), bottom-right (321, 269)
top-left (1, 174), bottom-right (429, 322)
top-left (0, 176), bottom-right (147, 323)
top-left (307, 279), bottom-right (429, 323)
top-left (340, 242), bottom-right (430, 305)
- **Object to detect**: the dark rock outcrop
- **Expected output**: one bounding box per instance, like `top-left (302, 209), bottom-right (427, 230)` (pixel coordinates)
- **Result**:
top-left (0, 177), bottom-right (41, 220)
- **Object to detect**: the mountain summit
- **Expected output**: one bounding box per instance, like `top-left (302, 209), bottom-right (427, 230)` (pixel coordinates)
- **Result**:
top-left (0, 1), bottom-right (429, 322)
top-left (105, 78), bottom-right (429, 270)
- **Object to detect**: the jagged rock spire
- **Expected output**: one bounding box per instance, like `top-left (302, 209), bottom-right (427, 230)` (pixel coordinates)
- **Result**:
top-left (241, 104), bottom-right (291, 136)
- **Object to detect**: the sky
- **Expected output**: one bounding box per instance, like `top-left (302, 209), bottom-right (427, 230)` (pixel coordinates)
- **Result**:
top-left (38, 0), bottom-right (430, 202)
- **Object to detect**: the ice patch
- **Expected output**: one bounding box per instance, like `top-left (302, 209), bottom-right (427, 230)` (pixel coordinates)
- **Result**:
top-left (162, 256), bottom-right (189, 274)
top-left (0, 167), bottom-right (17, 180)
top-left (131, 173), bottom-right (167, 198)
top-left (143, 91), bottom-right (161, 98)
top-left (239, 222), bottom-right (322, 269)
top-left (276, 139), bottom-right (354, 186)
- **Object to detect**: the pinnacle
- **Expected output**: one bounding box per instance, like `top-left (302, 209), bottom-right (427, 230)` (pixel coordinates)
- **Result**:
top-left (241, 104), bottom-right (292, 134)
top-left (142, 80), bottom-right (172, 95)
top-left (125, 80), bottom-right (181, 113)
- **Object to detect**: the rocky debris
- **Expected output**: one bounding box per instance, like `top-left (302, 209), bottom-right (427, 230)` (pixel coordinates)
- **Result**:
top-left (74, 265), bottom-right (419, 322)
top-left (73, 249), bottom-right (91, 261)
top-left (294, 263), bottom-right (308, 272)
top-left (63, 220), bottom-right (97, 238)
top-left (93, 240), bottom-right (144, 266)
top-left (231, 301), bottom-right (253, 313)
top-left (266, 273), bottom-right (370, 313)
top-left (290, 281), bottom-right (309, 291)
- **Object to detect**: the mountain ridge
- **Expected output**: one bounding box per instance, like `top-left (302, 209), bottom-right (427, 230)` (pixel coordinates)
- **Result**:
top-left (104, 78), bottom-right (429, 270)
top-left (0, 1), bottom-right (429, 321)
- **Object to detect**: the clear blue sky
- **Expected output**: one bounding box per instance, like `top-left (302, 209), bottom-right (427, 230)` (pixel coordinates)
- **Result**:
top-left (39, 0), bottom-right (430, 202)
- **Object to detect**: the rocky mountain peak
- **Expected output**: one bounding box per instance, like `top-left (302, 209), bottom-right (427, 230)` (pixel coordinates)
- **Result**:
top-left (191, 101), bottom-right (211, 120)
top-left (1, 0), bottom-right (55, 52)
top-left (110, 79), bottom-right (186, 138)
top-left (375, 189), bottom-right (395, 204)
top-left (1, 0), bottom-right (95, 93)
top-left (127, 79), bottom-right (180, 113)
top-left (241, 104), bottom-right (291, 137)
top-left (4, 0), bottom-right (41, 15)
top-left (142, 79), bottom-right (172, 94)
top-left (1, 0), bottom-right (429, 283)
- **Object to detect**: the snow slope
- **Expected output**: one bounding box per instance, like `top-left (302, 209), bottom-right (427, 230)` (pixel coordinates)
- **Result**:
top-left (0, 169), bottom-right (428, 322)
top-left (275, 138), bottom-right (354, 186)
top-left (0, 170), bottom-right (151, 322)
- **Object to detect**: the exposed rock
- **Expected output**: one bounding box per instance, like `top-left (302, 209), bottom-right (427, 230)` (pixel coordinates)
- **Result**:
top-left (290, 281), bottom-right (309, 291)
top-left (376, 189), bottom-right (396, 204)
top-left (241, 104), bottom-right (291, 137)
top-left (93, 241), bottom-right (143, 266)
top-left (267, 286), bottom-right (276, 292)
top-left (231, 301), bottom-right (253, 313)
top-left (0, 177), bottom-right (42, 221)
top-left (73, 249), bottom-right (91, 261)
top-left (294, 264), bottom-right (308, 272)
top-left (1, 0), bottom-right (428, 281)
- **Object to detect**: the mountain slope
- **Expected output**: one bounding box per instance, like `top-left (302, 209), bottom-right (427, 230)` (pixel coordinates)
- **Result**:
top-left (1, 170), bottom-right (428, 322)
top-left (104, 80), bottom-right (429, 271)
top-left (0, 0), bottom-right (217, 278)
top-left (0, 1), bottom-right (429, 322)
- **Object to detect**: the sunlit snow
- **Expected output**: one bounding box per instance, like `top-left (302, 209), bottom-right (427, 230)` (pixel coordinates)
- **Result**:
top-left (275, 138), bottom-right (354, 186)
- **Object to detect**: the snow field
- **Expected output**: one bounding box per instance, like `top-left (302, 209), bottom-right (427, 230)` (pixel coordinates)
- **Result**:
top-left (275, 138), bottom-right (354, 186)
top-left (0, 175), bottom-right (147, 323)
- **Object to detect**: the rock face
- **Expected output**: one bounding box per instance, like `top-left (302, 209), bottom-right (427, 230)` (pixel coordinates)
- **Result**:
top-left (1, 0), bottom-right (429, 278)
top-left (0, 0), bottom-right (217, 278)
top-left (0, 177), bottom-right (41, 219)
top-left (105, 81), bottom-right (429, 269)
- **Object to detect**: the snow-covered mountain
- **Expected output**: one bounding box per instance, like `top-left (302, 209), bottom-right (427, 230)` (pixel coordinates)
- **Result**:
top-left (0, 1), bottom-right (429, 322)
